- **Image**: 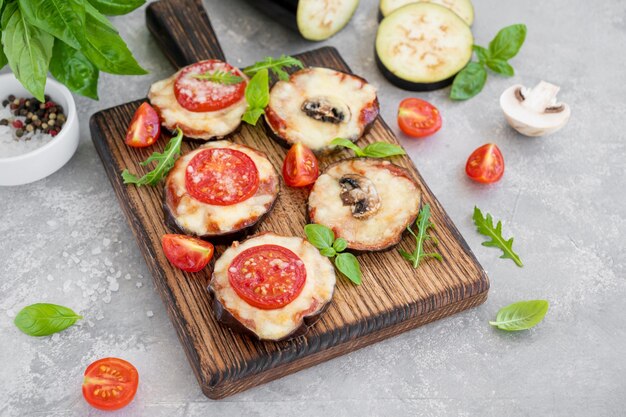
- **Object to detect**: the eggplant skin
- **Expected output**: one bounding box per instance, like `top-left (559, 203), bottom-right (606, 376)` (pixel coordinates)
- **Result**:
top-left (375, 51), bottom-right (456, 92)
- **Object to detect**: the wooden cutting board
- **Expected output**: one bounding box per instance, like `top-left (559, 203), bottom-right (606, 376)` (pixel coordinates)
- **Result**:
top-left (89, 0), bottom-right (489, 399)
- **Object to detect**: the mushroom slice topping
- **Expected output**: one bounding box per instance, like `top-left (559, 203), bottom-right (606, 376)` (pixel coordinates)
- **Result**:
top-left (301, 97), bottom-right (351, 124)
top-left (338, 174), bottom-right (381, 219)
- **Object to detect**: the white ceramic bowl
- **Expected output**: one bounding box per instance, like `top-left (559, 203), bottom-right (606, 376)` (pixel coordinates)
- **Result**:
top-left (0, 73), bottom-right (79, 186)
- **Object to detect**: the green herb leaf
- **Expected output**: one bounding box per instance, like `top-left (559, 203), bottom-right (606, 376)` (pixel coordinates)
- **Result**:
top-left (192, 70), bottom-right (244, 85)
top-left (0, 34), bottom-right (7, 70)
top-left (332, 238), bottom-right (348, 253)
top-left (241, 68), bottom-right (269, 125)
top-left (87, 0), bottom-right (145, 16)
top-left (243, 54), bottom-right (303, 81)
top-left (122, 128), bottom-right (184, 186)
top-left (18, 0), bottom-right (85, 50)
top-left (399, 204), bottom-right (443, 268)
top-left (50, 39), bottom-right (99, 100)
top-left (334, 252), bottom-right (362, 285)
top-left (320, 247), bottom-right (337, 257)
top-left (2, 3), bottom-right (54, 101)
top-left (450, 62), bottom-right (487, 101)
top-left (489, 300), bottom-right (549, 331)
top-left (14, 303), bottom-right (83, 337)
top-left (81, 7), bottom-right (147, 75)
top-left (83, 1), bottom-right (117, 31)
top-left (304, 223), bottom-right (335, 249)
top-left (486, 59), bottom-right (514, 77)
top-left (362, 142), bottom-right (406, 158)
top-left (488, 24), bottom-right (527, 61)
top-left (473, 45), bottom-right (489, 63)
top-left (473, 206), bottom-right (523, 267)
top-left (330, 137), bottom-right (365, 156)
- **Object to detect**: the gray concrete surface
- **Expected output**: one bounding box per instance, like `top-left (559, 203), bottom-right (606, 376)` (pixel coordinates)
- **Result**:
top-left (1, 0), bottom-right (625, 416)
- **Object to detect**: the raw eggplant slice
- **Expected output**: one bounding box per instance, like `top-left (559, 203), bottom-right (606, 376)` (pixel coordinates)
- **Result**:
top-left (379, 0), bottom-right (474, 25)
top-left (242, 0), bottom-right (359, 41)
top-left (375, 2), bottom-right (473, 91)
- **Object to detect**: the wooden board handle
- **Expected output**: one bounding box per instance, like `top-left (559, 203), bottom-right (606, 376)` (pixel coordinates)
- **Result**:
top-left (146, 0), bottom-right (225, 68)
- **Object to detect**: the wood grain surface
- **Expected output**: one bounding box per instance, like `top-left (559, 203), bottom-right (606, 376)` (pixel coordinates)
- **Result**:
top-left (90, 0), bottom-right (489, 399)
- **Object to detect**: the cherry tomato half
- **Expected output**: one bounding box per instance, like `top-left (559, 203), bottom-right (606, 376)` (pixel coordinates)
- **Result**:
top-left (397, 98), bottom-right (442, 138)
top-left (82, 357), bottom-right (138, 411)
top-left (125, 102), bottom-right (160, 148)
top-left (162, 234), bottom-right (214, 272)
top-left (282, 143), bottom-right (319, 187)
top-left (465, 143), bottom-right (505, 184)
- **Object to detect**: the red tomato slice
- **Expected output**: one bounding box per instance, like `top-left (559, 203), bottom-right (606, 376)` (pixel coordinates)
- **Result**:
top-left (228, 244), bottom-right (307, 310)
top-left (125, 102), bottom-right (160, 148)
top-left (282, 143), bottom-right (319, 187)
top-left (82, 358), bottom-right (138, 411)
top-left (174, 60), bottom-right (246, 112)
top-left (397, 98), bottom-right (442, 138)
top-left (466, 143), bottom-right (505, 184)
top-left (185, 148), bottom-right (260, 206)
top-left (162, 234), bottom-right (214, 272)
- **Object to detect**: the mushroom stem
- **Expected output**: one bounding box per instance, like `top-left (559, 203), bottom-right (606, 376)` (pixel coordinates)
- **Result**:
top-left (523, 81), bottom-right (561, 113)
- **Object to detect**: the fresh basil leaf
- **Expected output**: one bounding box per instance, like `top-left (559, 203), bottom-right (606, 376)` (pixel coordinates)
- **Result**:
top-left (450, 62), bottom-right (487, 101)
top-left (473, 45), bottom-right (489, 63)
top-left (50, 40), bottom-right (99, 100)
top-left (334, 252), bottom-right (362, 285)
top-left (304, 223), bottom-right (334, 249)
top-left (330, 137), bottom-right (364, 156)
top-left (84, 1), bottom-right (117, 31)
top-left (18, 0), bottom-right (85, 50)
top-left (14, 303), bottom-right (83, 337)
top-left (320, 247), bottom-right (337, 257)
top-left (489, 300), bottom-right (549, 331)
top-left (473, 206), bottom-right (523, 267)
top-left (81, 8), bottom-right (146, 75)
top-left (362, 142), bottom-right (406, 158)
top-left (241, 68), bottom-right (269, 125)
top-left (122, 128), bottom-right (184, 186)
top-left (0, 32), bottom-right (7, 70)
top-left (488, 24), bottom-right (527, 61)
top-left (87, 0), bottom-right (145, 16)
top-left (332, 237), bottom-right (348, 253)
top-left (2, 4), bottom-right (54, 101)
top-left (486, 59), bottom-right (514, 77)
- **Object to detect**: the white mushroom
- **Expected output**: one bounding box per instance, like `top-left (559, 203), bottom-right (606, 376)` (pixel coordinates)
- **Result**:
top-left (500, 81), bottom-right (571, 137)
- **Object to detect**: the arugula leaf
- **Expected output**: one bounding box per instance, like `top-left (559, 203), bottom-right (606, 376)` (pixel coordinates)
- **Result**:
top-left (122, 128), bottom-right (184, 186)
top-left (87, 0), bottom-right (145, 16)
top-left (304, 223), bottom-right (362, 285)
top-left (450, 62), bottom-right (487, 101)
top-left (489, 300), bottom-right (548, 331)
top-left (488, 24), bottom-right (527, 61)
top-left (14, 303), bottom-right (83, 337)
top-left (50, 39), bottom-right (99, 100)
top-left (473, 206), bottom-right (523, 267)
top-left (243, 55), bottom-right (303, 81)
top-left (331, 138), bottom-right (406, 158)
top-left (241, 68), bottom-right (269, 125)
top-left (334, 252), bottom-right (362, 285)
top-left (192, 70), bottom-right (244, 85)
top-left (18, 0), bottom-right (85, 50)
top-left (304, 224), bottom-right (335, 249)
top-left (2, 3), bottom-right (54, 101)
top-left (399, 204), bottom-right (443, 268)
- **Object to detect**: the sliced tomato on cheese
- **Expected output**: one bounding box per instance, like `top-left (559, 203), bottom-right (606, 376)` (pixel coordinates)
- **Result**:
top-left (174, 60), bottom-right (246, 112)
top-left (185, 148), bottom-right (260, 206)
top-left (228, 244), bottom-right (307, 310)
top-left (161, 234), bottom-right (214, 272)
top-left (125, 102), bottom-right (160, 148)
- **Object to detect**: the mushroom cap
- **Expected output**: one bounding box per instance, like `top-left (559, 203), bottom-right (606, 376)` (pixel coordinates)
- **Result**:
top-left (500, 84), bottom-right (571, 137)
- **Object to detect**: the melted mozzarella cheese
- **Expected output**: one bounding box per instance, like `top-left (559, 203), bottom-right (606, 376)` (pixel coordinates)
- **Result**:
top-left (308, 159), bottom-right (421, 250)
top-left (266, 67), bottom-right (378, 152)
top-left (211, 233), bottom-right (336, 341)
top-left (148, 74), bottom-right (248, 140)
top-left (166, 141), bottom-right (279, 236)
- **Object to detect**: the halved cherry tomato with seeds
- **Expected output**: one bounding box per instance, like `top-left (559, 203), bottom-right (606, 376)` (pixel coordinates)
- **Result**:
top-left (162, 234), bottom-right (214, 272)
top-left (82, 357), bottom-right (138, 411)
top-left (465, 143), bottom-right (505, 184)
top-left (397, 98), bottom-right (442, 138)
top-left (125, 102), bottom-right (160, 148)
top-left (282, 143), bottom-right (319, 187)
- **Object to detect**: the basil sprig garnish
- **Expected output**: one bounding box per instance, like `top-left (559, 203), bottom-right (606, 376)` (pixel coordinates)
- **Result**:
top-left (304, 224), bottom-right (362, 285)
top-left (490, 300), bottom-right (549, 331)
top-left (331, 138), bottom-right (406, 158)
top-left (14, 303), bottom-right (83, 337)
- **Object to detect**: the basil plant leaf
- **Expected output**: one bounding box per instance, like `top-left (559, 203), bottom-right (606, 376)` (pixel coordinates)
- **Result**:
top-left (18, 0), bottom-right (85, 50)
top-left (489, 300), bottom-right (549, 331)
top-left (320, 247), bottom-right (337, 257)
top-left (472, 45), bottom-right (489, 63)
top-left (304, 224), bottom-right (335, 249)
top-left (362, 142), bottom-right (406, 158)
top-left (241, 68), bottom-right (269, 125)
top-left (334, 252), bottom-right (362, 285)
top-left (488, 24), bottom-right (527, 61)
top-left (2, 4), bottom-right (54, 101)
top-left (332, 238), bottom-right (348, 253)
top-left (486, 59), bottom-right (514, 77)
top-left (87, 0), bottom-right (145, 16)
top-left (330, 137), bottom-right (364, 156)
top-left (14, 303), bottom-right (83, 337)
top-left (450, 62), bottom-right (487, 101)
top-left (0, 35), bottom-right (7, 70)
top-left (50, 40), bottom-right (99, 100)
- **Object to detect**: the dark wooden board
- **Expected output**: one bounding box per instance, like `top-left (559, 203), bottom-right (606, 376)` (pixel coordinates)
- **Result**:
top-left (89, 0), bottom-right (489, 399)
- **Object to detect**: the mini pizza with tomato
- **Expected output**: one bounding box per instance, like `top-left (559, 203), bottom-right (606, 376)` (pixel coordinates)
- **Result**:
top-left (148, 60), bottom-right (248, 140)
top-left (164, 141), bottom-right (280, 240)
top-left (308, 158), bottom-right (421, 251)
top-left (210, 232), bottom-right (336, 341)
